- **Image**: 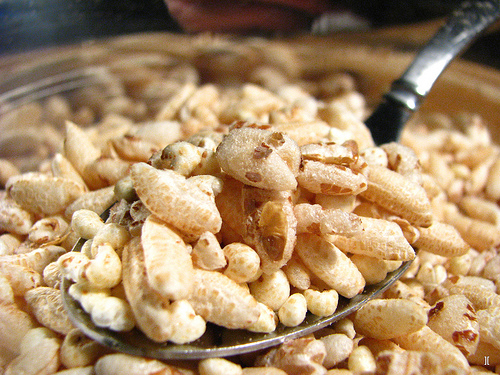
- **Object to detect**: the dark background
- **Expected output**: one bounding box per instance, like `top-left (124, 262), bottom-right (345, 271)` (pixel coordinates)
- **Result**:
top-left (0, 0), bottom-right (498, 69)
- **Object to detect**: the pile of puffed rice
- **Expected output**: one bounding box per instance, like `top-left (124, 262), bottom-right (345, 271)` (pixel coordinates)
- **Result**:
top-left (1, 34), bottom-right (500, 375)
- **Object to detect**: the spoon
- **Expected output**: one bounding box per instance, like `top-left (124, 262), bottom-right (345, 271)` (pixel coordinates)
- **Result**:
top-left (61, 0), bottom-right (500, 360)
top-left (367, 0), bottom-right (500, 145)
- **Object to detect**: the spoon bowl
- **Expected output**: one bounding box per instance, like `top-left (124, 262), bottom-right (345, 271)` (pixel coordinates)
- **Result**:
top-left (61, 244), bottom-right (411, 359)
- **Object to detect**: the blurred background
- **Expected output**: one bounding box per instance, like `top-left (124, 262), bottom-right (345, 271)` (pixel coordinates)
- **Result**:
top-left (0, 0), bottom-right (499, 68)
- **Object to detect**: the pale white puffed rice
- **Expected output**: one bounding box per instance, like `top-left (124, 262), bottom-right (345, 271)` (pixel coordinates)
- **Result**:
top-left (249, 269), bottom-right (290, 312)
top-left (277, 293), bottom-right (307, 327)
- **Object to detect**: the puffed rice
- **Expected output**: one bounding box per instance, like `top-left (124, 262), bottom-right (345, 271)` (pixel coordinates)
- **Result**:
top-left (3, 35), bottom-right (500, 374)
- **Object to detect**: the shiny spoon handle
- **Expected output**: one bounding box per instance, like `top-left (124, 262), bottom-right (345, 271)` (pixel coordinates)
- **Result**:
top-left (366, 0), bottom-right (500, 145)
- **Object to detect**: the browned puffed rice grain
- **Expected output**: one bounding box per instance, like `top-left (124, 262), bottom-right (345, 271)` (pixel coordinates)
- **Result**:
top-left (216, 126), bottom-right (300, 191)
top-left (189, 268), bottom-right (261, 330)
top-left (131, 162), bottom-right (222, 238)
top-left (295, 233), bottom-right (364, 298)
top-left (24, 286), bottom-right (74, 335)
top-left (360, 164), bottom-right (433, 227)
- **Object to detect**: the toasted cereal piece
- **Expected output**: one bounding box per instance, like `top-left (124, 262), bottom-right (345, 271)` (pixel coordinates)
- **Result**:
top-left (348, 345), bottom-right (376, 374)
top-left (427, 294), bottom-right (479, 356)
top-left (82, 157), bottom-right (132, 191)
top-left (278, 293), bottom-right (307, 327)
top-left (303, 288), bottom-right (338, 317)
top-left (392, 326), bottom-right (469, 370)
top-left (0, 159), bottom-right (20, 188)
top-left (85, 244), bottom-right (122, 289)
top-left (467, 340), bottom-right (500, 366)
top-left (131, 162), bottom-right (222, 237)
top-left (1, 245), bottom-right (65, 274)
top-left (94, 353), bottom-right (183, 375)
top-left (255, 337), bottom-right (327, 375)
top-left (319, 101), bottom-right (374, 149)
top-left (458, 195), bottom-right (500, 226)
top-left (297, 159), bottom-right (367, 196)
top-left (155, 82), bottom-right (197, 121)
top-left (60, 328), bottom-right (102, 369)
top-left (122, 237), bottom-right (173, 342)
top-left (189, 174), bottom-right (223, 197)
top-left (215, 176), bottom-right (247, 237)
top-left (53, 366), bottom-right (96, 375)
top-left (216, 126), bottom-right (300, 191)
top-left (28, 216), bottom-right (69, 244)
top-left (375, 350), bottom-right (449, 375)
top-left (4, 327), bottom-right (61, 375)
top-left (358, 337), bottom-right (404, 358)
top-left (414, 221), bottom-right (471, 260)
top-left (294, 203), bottom-right (362, 237)
top-left (296, 233), bottom-right (365, 299)
top-left (24, 286), bottom-right (74, 335)
top-left (155, 141), bottom-right (204, 176)
top-left (0, 302), bottom-right (37, 354)
top-left (350, 254), bottom-right (392, 285)
top-left (90, 223), bottom-right (130, 257)
top-left (243, 187), bottom-right (297, 273)
top-left (167, 299), bottom-right (206, 344)
top-left (353, 299), bottom-right (427, 340)
top-left (0, 191), bottom-right (34, 235)
top-left (189, 269), bottom-right (261, 329)
top-left (314, 193), bottom-right (357, 212)
top-left (249, 269), bottom-right (290, 311)
top-left (0, 233), bottom-right (22, 256)
top-left (247, 302), bottom-right (278, 333)
top-left (331, 317), bottom-right (356, 339)
top-left (319, 333), bottom-right (353, 369)
top-left (476, 307), bottom-right (500, 351)
top-left (192, 231), bottom-right (227, 270)
top-left (382, 280), bottom-right (430, 310)
top-left (443, 276), bottom-right (500, 311)
top-left (482, 253), bottom-right (500, 289)
top-left (141, 215), bottom-right (193, 300)
top-left (220, 84), bottom-right (286, 123)
top-left (299, 142), bottom-right (357, 167)
top-left (360, 164), bottom-right (433, 227)
top-left (110, 135), bottom-right (159, 163)
top-left (71, 209), bottom-right (105, 240)
top-left (223, 242), bottom-right (260, 283)
top-left (416, 263), bottom-right (447, 293)
top-left (58, 251), bottom-right (90, 284)
top-left (272, 121), bottom-right (331, 146)
top-left (485, 157), bottom-right (500, 201)
top-left (241, 367), bottom-right (287, 375)
top-left (443, 203), bottom-right (500, 251)
top-left (282, 254), bottom-right (311, 290)
top-left (51, 153), bottom-right (87, 188)
top-left (0, 274), bottom-right (14, 304)
top-left (333, 216), bottom-right (415, 261)
top-left (64, 186), bottom-right (116, 220)
top-left (381, 142), bottom-right (423, 185)
top-left (199, 358), bottom-right (242, 375)
top-left (0, 262), bottom-right (43, 296)
top-left (63, 121), bottom-right (101, 176)
top-left (361, 146), bottom-right (389, 168)
top-left (68, 283), bottom-right (135, 332)
top-left (7, 172), bottom-right (85, 216)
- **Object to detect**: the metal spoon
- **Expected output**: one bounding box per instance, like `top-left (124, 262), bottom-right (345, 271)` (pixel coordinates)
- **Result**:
top-left (61, 0), bottom-right (500, 360)
top-left (367, 0), bottom-right (500, 145)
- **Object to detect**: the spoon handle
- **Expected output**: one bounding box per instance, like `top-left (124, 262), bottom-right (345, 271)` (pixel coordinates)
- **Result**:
top-left (366, 0), bottom-right (500, 145)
